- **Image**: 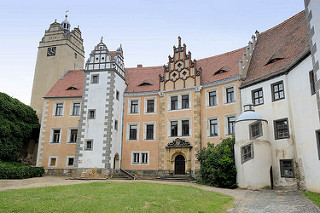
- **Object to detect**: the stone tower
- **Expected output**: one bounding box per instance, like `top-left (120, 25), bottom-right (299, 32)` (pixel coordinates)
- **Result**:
top-left (74, 38), bottom-right (126, 173)
top-left (30, 15), bottom-right (85, 120)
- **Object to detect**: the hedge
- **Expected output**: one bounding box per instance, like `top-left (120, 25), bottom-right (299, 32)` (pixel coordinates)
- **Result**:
top-left (0, 161), bottom-right (44, 179)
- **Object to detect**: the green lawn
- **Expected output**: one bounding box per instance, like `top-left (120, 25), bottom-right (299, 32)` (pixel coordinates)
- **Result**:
top-left (0, 182), bottom-right (234, 213)
top-left (303, 191), bottom-right (320, 208)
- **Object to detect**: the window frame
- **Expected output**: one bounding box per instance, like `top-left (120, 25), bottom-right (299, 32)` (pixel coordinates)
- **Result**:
top-left (274, 118), bottom-right (290, 140)
top-left (271, 81), bottom-right (285, 102)
top-left (116, 90), bottom-right (120, 100)
top-left (50, 128), bottom-right (61, 144)
top-left (66, 156), bottom-right (74, 167)
top-left (208, 90), bottom-right (218, 107)
top-left (181, 95), bottom-right (190, 109)
top-left (126, 123), bottom-right (140, 141)
top-left (209, 118), bottom-right (218, 137)
top-left (115, 119), bottom-right (118, 131)
top-left (316, 130), bottom-right (320, 160)
top-left (143, 122), bottom-right (156, 141)
top-left (48, 156), bottom-right (58, 167)
top-left (171, 121), bottom-right (178, 137)
top-left (280, 159), bottom-right (295, 178)
top-left (309, 70), bottom-right (316, 95)
top-left (250, 121), bottom-right (263, 139)
top-left (227, 116), bottom-right (235, 135)
top-left (131, 151), bottom-right (150, 165)
top-left (85, 140), bottom-right (93, 151)
top-left (70, 102), bottom-right (81, 116)
top-left (88, 109), bottom-right (96, 119)
top-left (251, 88), bottom-right (264, 106)
top-left (226, 87), bottom-right (235, 103)
top-left (168, 92), bottom-right (191, 111)
top-left (91, 74), bottom-right (99, 84)
top-left (168, 117), bottom-right (192, 138)
top-left (128, 98), bottom-right (140, 115)
top-left (171, 96), bottom-right (178, 110)
top-left (241, 143), bottom-right (254, 164)
top-left (68, 128), bottom-right (78, 143)
top-left (53, 102), bottom-right (64, 117)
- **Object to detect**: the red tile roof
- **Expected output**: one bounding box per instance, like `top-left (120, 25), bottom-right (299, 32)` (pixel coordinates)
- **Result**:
top-left (125, 66), bottom-right (163, 93)
top-left (44, 70), bottom-right (84, 98)
top-left (198, 47), bottom-right (245, 84)
top-left (241, 11), bottom-right (309, 87)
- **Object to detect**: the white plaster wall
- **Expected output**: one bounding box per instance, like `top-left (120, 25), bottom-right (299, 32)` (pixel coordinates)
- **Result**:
top-left (235, 120), bottom-right (271, 189)
top-left (80, 71), bottom-right (111, 168)
top-left (110, 74), bottom-right (126, 169)
top-left (240, 75), bottom-right (297, 188)
top-left (287, 56), bottom-right (320, 192)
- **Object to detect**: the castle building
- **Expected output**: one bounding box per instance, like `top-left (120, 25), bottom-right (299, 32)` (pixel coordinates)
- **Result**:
top-left (30, 15), bottom-right (84, 121)
top-left (33, 10), bottom-right (320, 191)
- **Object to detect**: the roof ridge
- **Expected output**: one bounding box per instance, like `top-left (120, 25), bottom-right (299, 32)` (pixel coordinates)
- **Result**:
top-left (260, 10), bottom-right (305, 35)
top-left (197, 47), bottom-right (246, 62)
top-left (126, 65), bottom-right (163, 69)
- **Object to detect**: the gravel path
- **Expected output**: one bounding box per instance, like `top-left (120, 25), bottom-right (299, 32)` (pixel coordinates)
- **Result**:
top-left (0, 176), bottom-right (319, 212)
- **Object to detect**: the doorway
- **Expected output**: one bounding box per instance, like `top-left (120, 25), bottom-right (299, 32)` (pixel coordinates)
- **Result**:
top-left (174, 155), bottom-right (185, 175)
top-left (114, 154), bottom-right (119, 170)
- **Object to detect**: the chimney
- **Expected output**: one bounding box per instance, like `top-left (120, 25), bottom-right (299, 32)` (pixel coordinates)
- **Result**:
top-left (137, 64), bottom-right (143, 68)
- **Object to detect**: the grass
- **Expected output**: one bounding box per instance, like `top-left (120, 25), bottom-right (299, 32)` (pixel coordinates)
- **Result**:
top-left (0, 182), bottom-right (234, 213)
top-left (303, 191), bottom-right (320, 208)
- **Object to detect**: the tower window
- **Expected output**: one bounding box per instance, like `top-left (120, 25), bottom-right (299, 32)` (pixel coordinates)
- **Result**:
top-left (74, 53), bottom-right (77, 59)
top-left (280, 159), bottom-right (295, 178)
top-left (91, 75), bottom-right (99, 84)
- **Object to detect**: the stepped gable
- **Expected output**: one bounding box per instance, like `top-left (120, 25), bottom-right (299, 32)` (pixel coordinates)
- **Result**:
top-left (241, 10), bottom-right (309, 87)
top-left (44, 70), bottom-right (84, 98)
top-left (198, 47), bottom-right (245, 84)
top-left (125, 66), bottom-right (163, 93)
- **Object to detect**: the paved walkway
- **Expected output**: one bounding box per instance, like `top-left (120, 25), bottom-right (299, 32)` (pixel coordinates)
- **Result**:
top-left (0, 176), bottom-right (319, 212)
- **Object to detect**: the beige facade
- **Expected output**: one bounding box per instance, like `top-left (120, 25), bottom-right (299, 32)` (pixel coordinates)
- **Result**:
top-left (36, 98), bottom-right (81, 169)
top-left (30, 18), bottom-right (84, 121)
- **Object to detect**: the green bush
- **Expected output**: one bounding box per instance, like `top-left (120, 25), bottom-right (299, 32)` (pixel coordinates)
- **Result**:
top-left (0, 92), bottom-right (39, 162)
top-left (197, 137), bottom-right (237, 189)
top-left (0, 161), bottom-right (44, 179)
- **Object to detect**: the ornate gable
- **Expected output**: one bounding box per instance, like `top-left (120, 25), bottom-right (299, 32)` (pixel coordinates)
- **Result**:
top-left (160, 37), bottom-right (201, 91)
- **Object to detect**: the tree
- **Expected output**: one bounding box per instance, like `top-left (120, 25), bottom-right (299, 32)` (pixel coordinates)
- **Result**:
top-left (197, 137), bottom-right (237, 188)
top-left (0, 92), bottom-right (39, 162)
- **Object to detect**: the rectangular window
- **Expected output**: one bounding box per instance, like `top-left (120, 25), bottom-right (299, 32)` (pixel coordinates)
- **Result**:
top-left (129, 125), bottom-right (137, 140)
top-left (227, 117), bottom-right (235, 135)
top-left (182, 120), bottom-right (189, 136)
top-left (85, 140), bottom-right (93, 151)
top-left (88, 109), bottom-right (95, 119)
top-left (69, 129), bottom-right (77, 143)
top-left (115, 120), bottom-right (118, 130)
top-left (210, 119), bottom-right (218, 136)
top-left (72, 103), bottom-right (80, 116)
top-left (274, 118), bottom-right (289, 139)
top-left (55, 103), bottom-right (63, 116)
top-left (133, 153), bottom-right (140, 164)
top-left (272, 81), bottom-right (285, 101)
top-left (116, 90), bottom-right (120, 100)
top-left (182, 95), bottom-right (189, 109)
top-left (91, 74), bottom-right (99, 84)
top-left (250, 121), bottom-right (262, 139)
top-left (226, 87), bottom-right (234, 103)
top-left (141, 153), bottom-right (148, 164)
top-left (280, 159), bottom-right (295, 178)
top-left (209, 91), bottom-right (217, 106)
top-left (146, 124), bottom-right (154, 140)
top-left (67, 157), bottom-right (74, 166)
top-left (52, 129), bottom-right (60, 143)
top-left (252, 88), bottom-right (264, 106)
top-left (171, 121), bottom-right (178, 137)
top-left (309, 71), bottom-right (316, 95)
top-left (131, 100), bottom-right (138, 113)
top-left (316, 130), bottom-right (320, 160)
top-left (171, 96), bottom-right (178, 110)
top-left (241, 144), bottom-right (254, 163)
top-left (147, 99), bottom-right (155, 113)
top-left (49, 157), bottom-right (57, 167)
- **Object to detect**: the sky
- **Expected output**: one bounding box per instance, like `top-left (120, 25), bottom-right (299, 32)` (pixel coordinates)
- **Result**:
top-left (0, 0), bottom-right (305, 105)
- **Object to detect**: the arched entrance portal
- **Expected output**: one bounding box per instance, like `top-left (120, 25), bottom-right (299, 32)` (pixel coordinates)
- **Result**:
top-left (113, 154), bottom-right (120, 170)
top-left (174, 155), bottom-right (185, 175)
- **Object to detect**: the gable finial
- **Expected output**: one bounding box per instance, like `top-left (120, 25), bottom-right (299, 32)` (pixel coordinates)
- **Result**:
top-left (100, 36), bottom-right (103, 43)
top-left (178, 36), bottom-right (181, 47)
top-left (65, 10), bottom-right (69, 18)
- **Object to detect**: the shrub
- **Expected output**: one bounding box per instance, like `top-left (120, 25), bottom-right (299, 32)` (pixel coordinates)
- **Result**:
top-left (0, 161), bottom-right (44, 179)
top-left (197, 137), bottom-right (237, 189)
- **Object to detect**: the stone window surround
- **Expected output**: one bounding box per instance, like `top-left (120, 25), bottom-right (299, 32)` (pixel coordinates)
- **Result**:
top-left (205, 87), bottom-right (219, 108)
top-left (167, 117), bottom-right (192, 138)
top-left (84, 139), bottom-right (93, 151)
top-left (70, 101), bottom-right (81, 116)
top-left (274, 118), bottom-right (290, 140)
top-left (128, 97), bottom-right (141, 115)
top-left (126, 122), bottom-right (140, 141)
top-left (224, 113), bottom-right (236, 136)
top-left (167, 91), bottom-right (191, 112)
top-left (91, 74), bottom-right (99, 84)
top-left (67, 127), bottom-right (78, 144)
top-left (130, 151), bottom-right (150, 165)
top-left (52, 101), bottom-right (65, 117)
top-left (143, 121), bottom-right (156, 141)
top-left (206, 116), bottom-right (219, 138)
top-left (279, 159), bottom-right (295, 178)
top-left (88, 109), bottom-right (96, 119)
top-left (249, 121), bottom-right (263, 139)
top-left (316, 129), bottom-right (320, 160)
top-left (144, 96), bottom-right (157, 114)
top-left (48, 156), bottom-right (58, 167)
top-left (271, 80), bottom-right (285, 102)
top-left (251, 87), bottom-right (264, 106)
top-left (222, 83), bottom-right (236, 105)
top-left (49, 127), bottom-right (62, 144)
top-left (66, 156), bottom-right (75, 167)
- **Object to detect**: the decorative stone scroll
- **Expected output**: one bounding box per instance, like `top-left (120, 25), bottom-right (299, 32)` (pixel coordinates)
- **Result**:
top-left (166, 138), bottom-right (192, 148)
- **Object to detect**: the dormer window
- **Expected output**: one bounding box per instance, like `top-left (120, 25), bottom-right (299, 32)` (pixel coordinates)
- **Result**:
top-left (67, 87), bottom-right (77, 90)
top-left (265, 58), bottom-right (284, 66)
top-left (214, 69), bottom-right (227, 76)
top-left (138, 82), bottom-right (152, 86)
